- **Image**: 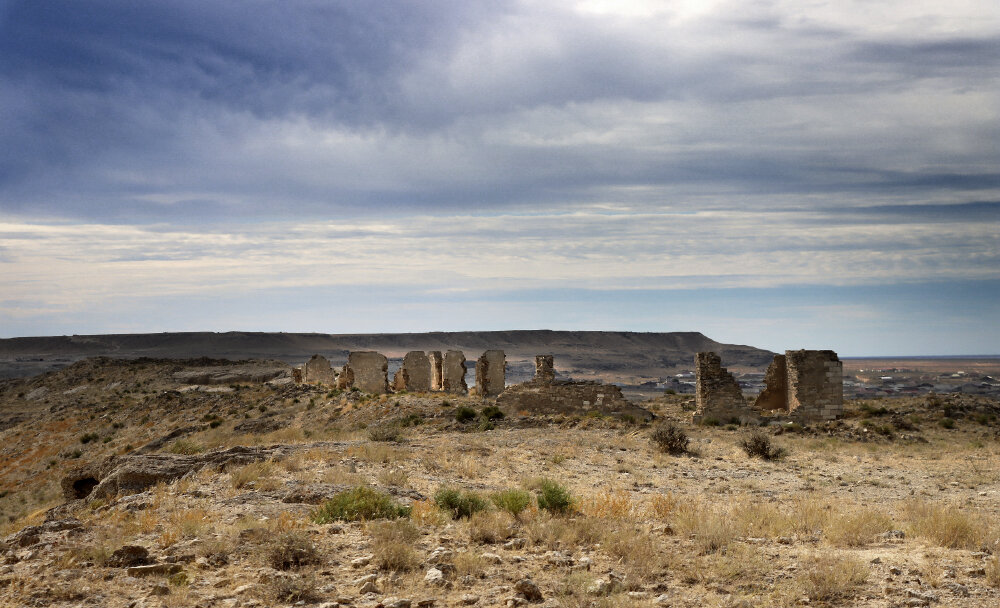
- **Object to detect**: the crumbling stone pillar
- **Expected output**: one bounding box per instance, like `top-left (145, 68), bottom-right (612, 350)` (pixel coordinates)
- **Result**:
top-left (476, 350), bottom-right (506, 397)
top-left (347, 351), bottom-right (389, 394)
top-left (291, 367), bottom-right (303, 384)
top-left (302, 354), bottom-right (335, 385)
top-left (692, 352), bottom-right (753, 423)
top-left (786, 350), bottom-right (843, 422)
top-left (534, 355), bottom-right (555, 384)
top-left (336, 364), bottom-right (354, 390)
top-left (392, 351), bottom-right (431, 392)
top-left (752, 354), bottom-right (787, 411)
top-left (428, 351), bottom-right (443, 391)
top-left (442, 350), bottom-right (467, 394)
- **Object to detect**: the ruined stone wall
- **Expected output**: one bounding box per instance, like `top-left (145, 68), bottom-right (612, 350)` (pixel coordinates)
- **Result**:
top-left (692, 351), bottom-right (756, 423)
top-left (476, 350), bottom-right (506, 397)
top-left (335, 364), bottom-right (354, 390)
top-left (393, 351), bottom-right (431, 392)
top-left (752, 354), bottom-right (787, 411)
top-left (428, 351), bottom-right (443, 391)
top-left (534, 355), bottom-right (555, 383)
top-left (291, 368), bottom-right (303, 383)
top-left (497, 379), bottom-right (651, 420)
top-left (302, 354), bottom-right (335, 385)
top-left (786, 350), bottom-right (843, 422)
top-left (347, 351), bottom-right (389, 394)
top-left (442, 350), bottom-right (467, 394)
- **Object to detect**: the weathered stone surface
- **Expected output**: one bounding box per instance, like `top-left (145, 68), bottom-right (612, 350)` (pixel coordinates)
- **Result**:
top-left (428, 351), bottom-right (444, 391)
top-left (476, 350), bottom-right (506, 397)
top-left (291, 367), bottom-right (303, 383)
top-left (692, 352), bottom-right (755, 424)
top-left (106, 545), bottom-right (151, 567)
top-left (534, 355), bottom-right (555, 384)
top-left (347, 351), bottom-right (389, 394)
top-left (443, 350), bottom-right (467, 394)
top-left (336, 364), bottom-right (354, 390)
top-left (786, 350), bottom-right (843, 422)
top-left (497, 356), bottom-right (652, 420)
top-left (394, 351), bottom-right (432, 392)
top-left (302, 354), bottom-right (335, 385)
top-left (752, 354), bottom-right (787, 411)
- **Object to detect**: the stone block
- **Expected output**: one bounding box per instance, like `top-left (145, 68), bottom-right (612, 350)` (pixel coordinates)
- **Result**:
top-left (442, 350), bottom-right (467, 394)
top-left (347, 351), bottom-right (389, 394)
top-left (302, 354), bottom-right (335, 385)
top-left (476, 350), bottom-right (506, 397)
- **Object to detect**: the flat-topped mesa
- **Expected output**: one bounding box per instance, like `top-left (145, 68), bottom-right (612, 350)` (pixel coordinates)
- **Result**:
top-left (428, 351), bottom-right (444, 391)
top-left (301, 354), bottom-right (335, 385)
top-left (345, 351), bottom-right (389, 394)
top-left (693, 349), bottom-right (843, 424)
top-left (443, 350), bottom-right (468, 394)
top-left (497, 355), bottom-right (653, 421)
top-left (392, 351), bottom-right (432, 392)
top-left (476, 350), bottom-right (506, 397)
top-left (692, 351), bottom-right (756, 424)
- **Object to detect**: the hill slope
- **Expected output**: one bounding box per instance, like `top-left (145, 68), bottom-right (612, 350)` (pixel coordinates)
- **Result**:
top-left (0, 330), bottom-right (774, 381)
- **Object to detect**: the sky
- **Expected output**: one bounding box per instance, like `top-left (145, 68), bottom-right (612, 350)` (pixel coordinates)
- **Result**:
top-left (1, 0), bottom-right (998, 356)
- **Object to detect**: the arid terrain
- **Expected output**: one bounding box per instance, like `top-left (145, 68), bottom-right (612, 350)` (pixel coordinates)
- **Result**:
top-left (1, 357), bottom-right (999, 607)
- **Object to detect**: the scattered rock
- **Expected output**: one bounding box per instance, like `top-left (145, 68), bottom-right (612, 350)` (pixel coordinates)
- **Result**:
top-left (514, 579), bottom-right (543, 602)
top-left (127, 563), bottom-right (183, 577)
top-left (106, 545), bottom-right (151, 568)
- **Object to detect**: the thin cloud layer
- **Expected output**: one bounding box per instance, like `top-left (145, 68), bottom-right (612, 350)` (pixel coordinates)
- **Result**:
top-left (1, 0), bottom-right (998, 353)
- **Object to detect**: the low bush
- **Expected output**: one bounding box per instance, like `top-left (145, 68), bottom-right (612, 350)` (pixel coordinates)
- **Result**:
top-left (266, 531), bottom-right (320, 570)
top-left (535, 479), bottom-right (573, 515)
top-left (481, 406), bottom-right (505, 421)
top-left (650, 422), bottom-right (689, 455)
top-left (796, 555), bottom-right (869, 602)
top-left (434, 486), bottom-right (488, 519)
top-left (491, 489), bottom-right (532, 518)
top-left (367, 423), bottom-right (403, 443)
top-left (455, 407), bottom-right (477, 423)
top-left (739, 432), bottom-right (786, 461)
top-left (468, 510), bottom-right (515, 544)
top-left (312, 486), bottom-right (411, 523)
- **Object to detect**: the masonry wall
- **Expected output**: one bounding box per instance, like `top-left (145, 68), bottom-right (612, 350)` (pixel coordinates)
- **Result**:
top-left (393, 351), bottom-right (431, 392)
top-left (476, 350), bottom-right (506, 397)
top-left (348, 351), bottom-right (389, 394)
top-left (786, 350), bottom-right (843, 422)
top-left (692, 351), bottom-right (757, 423)
top-left (302, 354), bottom-right (335, 385)
top-left (442, 350), bottom-right (467, 394)
top-left (752, 354), bottom-right (787, 411)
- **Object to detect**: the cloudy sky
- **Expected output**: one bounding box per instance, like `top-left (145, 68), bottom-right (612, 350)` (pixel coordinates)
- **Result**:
top-left (1, 0), bottom-right (998, 355)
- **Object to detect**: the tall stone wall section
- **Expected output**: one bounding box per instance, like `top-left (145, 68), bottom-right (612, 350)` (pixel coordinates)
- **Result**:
top-left (347, 351), bottom-right (389, 394)
top-left (534, 355), bottom-right (555, 383)
top-left (442, 350), bottom-right (467, 394)
top-left (786, 350), bottom-right (842, 422)
top-left (692, 352), bottom-right (756, 423)
top-left (476, 350), bottom-right (506, 397)
top-left (428, 351), bottom-right (443, 391)
top-left (392, 351), bottom-right (432, 392)
top-left (302, 354), bottom-right (335, 385)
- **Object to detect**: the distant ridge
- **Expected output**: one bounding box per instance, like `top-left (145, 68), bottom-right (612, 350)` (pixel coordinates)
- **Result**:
top-left (0, 330), bottom-right (775, 381)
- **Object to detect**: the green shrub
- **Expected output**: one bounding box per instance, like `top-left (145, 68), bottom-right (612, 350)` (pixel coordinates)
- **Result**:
top-left (167, 439), bottom-right (205, 455)
top-left (535, 479), bottom-right (573, 515)
top-left (491, 489), bottom-right (531, 518)
top-left (939, 417), bottom-right (956, 429)
top-left (312, 487), bottom-right (411, 523)
top-left (650, 422), bottom-right (689, 455)
top-left (739, 432), bottom-right (787, 461)
top-left (481, 406), bottom-right (505, 421)
top-left (79, 432), bottom-right (99, 444)
top-left (434, 486), bottom-right (488, 519)
top-left (455, 407), bottom-right (477, 423)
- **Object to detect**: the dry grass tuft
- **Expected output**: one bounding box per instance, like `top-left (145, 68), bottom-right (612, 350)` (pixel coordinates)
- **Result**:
top-left (578, 489), bottom-right (635, 520)
top-left (795, 554), bottom-right (869, 602)
top-left (230, 460), bottom-right (278, 490)
top-left (646, 493), bottom-right (678, 521)
top-left (672, 499), bottom-right (739, 554)
top-left (903, 499), bottom-right (990, 549)
top-left (266, 531), bottom-right (320, 570)
top-left (824, 508), bottom-right (894, 547)
top-left (467, 510), bottom-right (515, 544)
top-left (369, 519), bottom-right (420, 571)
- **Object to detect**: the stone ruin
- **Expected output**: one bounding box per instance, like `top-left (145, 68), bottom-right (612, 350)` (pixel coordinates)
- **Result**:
top-left (301, 348), bottom-right (476, 395)
top-left (443, 350), bottom-right (468, 394)
top-left (342, 351), bottom-right (389, 394)
top-left (692, 349), bottom-right (843, 424)
top-left (476, 350), bottom-right (506, 397)
top-left (301, 354), bottom-right (335, 385)
top-left (497, 355), bottom-right (653, 421)
top-left (428, 351), bottom-right (444, 391)
top-left (392, 351), bottom-right (432, 392)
